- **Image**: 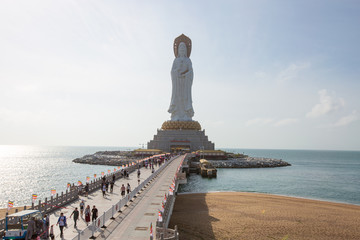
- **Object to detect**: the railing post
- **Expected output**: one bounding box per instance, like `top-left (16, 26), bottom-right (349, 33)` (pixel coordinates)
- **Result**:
top-left (45, 198), bottom-right (48, 212)
top-left (101, 212), bottom-right (106, 228)
top-left (118, 200), bottom-right (122, 213)
top-left (38, 200), bottom-right (42, 212)
top-left (110, 205), bottom-right (115, 220)
top-left (90, 221), bottom-right (96, 239)
top-left (175, 225), bottom-right (179, 240)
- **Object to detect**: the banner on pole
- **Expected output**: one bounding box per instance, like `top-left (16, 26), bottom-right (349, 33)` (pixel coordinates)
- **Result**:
top-left (8, 201), bottom-right (14, 211)
top-left (32, 194), bottom-right (37, 203)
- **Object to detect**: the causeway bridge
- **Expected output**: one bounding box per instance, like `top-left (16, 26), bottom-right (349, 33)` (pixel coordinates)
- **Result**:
top-left (1, 154), bottom-right (187, 240)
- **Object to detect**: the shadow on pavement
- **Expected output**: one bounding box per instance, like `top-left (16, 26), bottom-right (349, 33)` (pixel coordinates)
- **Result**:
top-left (168, 193), bottom-right (217, 240)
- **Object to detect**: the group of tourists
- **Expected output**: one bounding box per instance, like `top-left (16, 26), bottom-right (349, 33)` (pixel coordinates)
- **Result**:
top-left (25, 215), bottom-right (52, 240)
top-left (101, 174), bottom-right (116, 197)
top-left (145, 157), bottom-right (165, 172)
top-left (120, 183), bottom-right (131, 198)
top-left (121, 169), bottom-right (130, 178)
top-left (48, 157), bottom-right (172, 238)
top-left (55, 202), bottom-right (98, 238)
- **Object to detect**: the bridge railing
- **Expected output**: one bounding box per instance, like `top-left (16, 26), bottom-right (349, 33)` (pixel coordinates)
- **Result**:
top-left (154, 154), bottom-right (188, 240)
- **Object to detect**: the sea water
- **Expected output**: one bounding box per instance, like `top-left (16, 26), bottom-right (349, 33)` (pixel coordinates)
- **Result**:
top-left (0, 145), bottom-right (135, 208)
top-left (0, 146), bottom-right (359, 208)
top-left (179, 148), bottom-right (360, 205)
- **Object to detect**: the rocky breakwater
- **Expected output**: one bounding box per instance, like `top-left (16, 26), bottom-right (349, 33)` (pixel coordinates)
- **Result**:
top-left (209, 157), bottom-right (291, 168)
top-left (73, 151), bottom-right (138, 166)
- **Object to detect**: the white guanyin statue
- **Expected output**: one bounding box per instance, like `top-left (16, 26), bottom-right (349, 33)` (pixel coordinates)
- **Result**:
top-left (168, 34), bottom-right (194, 121)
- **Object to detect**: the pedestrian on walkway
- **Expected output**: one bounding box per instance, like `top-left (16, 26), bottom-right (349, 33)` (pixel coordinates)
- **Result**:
top-left (121, 184), bottom-right (126, 198)
top-left (102, 184), bottom-right (106, 197)
top-left (137, 169), bottom-right (141, 178)
top-left (85, 205), bottom-right (91, 226)
top-left (70, 207), bottom-right (79, 228)
top-left (80, 200), bottom-right (85, 217)
top-left (105, 179), bottom-right (109, 192)
top-left (43, 214), bottom-right (50, 238)
top-left (112, 174), bottom-right (115, 183)
top-left (85, 183), bottom-right (89, 197)
top-left (91, 205), bottom-right (98, 222)
top-left (126, 183), bottom-right (131, 195)
top-left (25, 217), bottom-right (35, 239)
top-left (110, 179), bottom-right (114, 193)
top-left (56, 213), bottom-right (67, 237)
top-left (49, 225), bottom-right (55, 240)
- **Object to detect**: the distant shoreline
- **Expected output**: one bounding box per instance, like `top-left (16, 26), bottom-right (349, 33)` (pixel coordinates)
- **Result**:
top-left (169, 192), bottom-right (360, 240)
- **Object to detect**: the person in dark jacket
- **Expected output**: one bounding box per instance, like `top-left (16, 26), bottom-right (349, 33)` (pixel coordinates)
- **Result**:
top-left (70, 207), bottom-right (80, 228)
top-left (91, 205), bottom-right (98, 222)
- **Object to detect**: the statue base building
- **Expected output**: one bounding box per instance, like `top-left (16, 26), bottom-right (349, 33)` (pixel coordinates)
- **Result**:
top-left (147, 121), bottom-right (215, 152)
top-left (147, 35), bottom-right (216, 153)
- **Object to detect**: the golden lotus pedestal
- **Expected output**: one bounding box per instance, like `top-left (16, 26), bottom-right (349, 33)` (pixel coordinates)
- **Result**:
top-left (161, 121), bottom-right (202, 131)
top-left (147, 120), bottom-right (214, 152)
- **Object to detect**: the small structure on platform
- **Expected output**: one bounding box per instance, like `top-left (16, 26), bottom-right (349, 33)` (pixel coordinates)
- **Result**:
top-left (147, 34), bottom-right (215, 153)
top-left (199, 159), bottom-right (217, 178)
top-left (132, 149), bottom-right (163, 157)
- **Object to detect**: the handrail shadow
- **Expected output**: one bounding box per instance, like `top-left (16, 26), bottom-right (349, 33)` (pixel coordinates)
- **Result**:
top-left (169, 193), bottom-right (217, 240)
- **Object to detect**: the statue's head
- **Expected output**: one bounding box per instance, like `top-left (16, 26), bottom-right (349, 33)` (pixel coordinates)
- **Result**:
top-left (178, 42), bottom-right (187, 57)
top-left (173, 34), bottom-right (192, 57)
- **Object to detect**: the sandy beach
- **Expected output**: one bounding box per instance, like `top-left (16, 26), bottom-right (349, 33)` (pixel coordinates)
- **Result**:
top-left (169, 192), bottom-right (360, 240)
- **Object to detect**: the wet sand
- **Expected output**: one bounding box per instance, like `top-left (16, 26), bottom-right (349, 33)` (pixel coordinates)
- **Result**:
top-left (169, 192), bottom-right (360, 240)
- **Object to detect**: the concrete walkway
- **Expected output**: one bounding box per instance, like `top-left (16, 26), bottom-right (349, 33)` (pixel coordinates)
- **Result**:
top-left (98, 155), bottom-right (183, 240)
top-left (49, 163), bottom-right (156, 240)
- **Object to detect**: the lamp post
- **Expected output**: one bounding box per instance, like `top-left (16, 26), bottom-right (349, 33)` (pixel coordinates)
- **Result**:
top-left (139, 143), bottom-right (145, 159)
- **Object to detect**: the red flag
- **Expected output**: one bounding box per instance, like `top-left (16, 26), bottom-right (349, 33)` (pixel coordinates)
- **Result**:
top-left (150, 222), bottom-right (153, 237)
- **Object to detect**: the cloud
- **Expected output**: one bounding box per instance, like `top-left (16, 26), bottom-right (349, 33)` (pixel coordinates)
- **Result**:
top-left (306, 89), bottom-right (345, 118)
top-left (274, 118), bottom-right (298, 127)
top-left (277, 62), bottom-right (310, 83)
top-left (332, 111), bottom-right (359, 127)
top-left (246, 118), bottom-right (275, 126)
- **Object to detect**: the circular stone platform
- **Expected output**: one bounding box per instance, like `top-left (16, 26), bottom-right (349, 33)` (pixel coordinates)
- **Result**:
top-left (161, 120), bottom-right (202, 131)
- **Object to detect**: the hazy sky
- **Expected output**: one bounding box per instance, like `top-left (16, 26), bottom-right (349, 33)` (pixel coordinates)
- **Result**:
top-left (1, 0), bottom-right (359, 150)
